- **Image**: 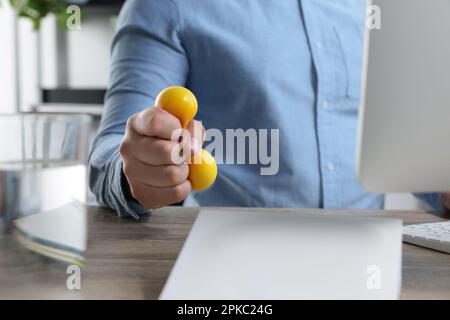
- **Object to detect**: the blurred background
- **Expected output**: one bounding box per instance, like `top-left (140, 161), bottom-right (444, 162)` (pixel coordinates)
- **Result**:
top-left (0, 1), bottom-right (126, 297)
top-left (0, 0), bottom-right (124, 204)
top-left (0, 0), bottom-right (123, 114)
top-left (0, 0), bottom-right (428, 210)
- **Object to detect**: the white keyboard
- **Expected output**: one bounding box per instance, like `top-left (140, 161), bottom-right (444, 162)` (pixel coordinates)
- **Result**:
top-left (403, 221), bottom-right (450, 253)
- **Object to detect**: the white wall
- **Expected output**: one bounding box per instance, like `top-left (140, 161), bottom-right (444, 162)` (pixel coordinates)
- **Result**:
top-left (40, 11), bottom-right (116, 89)
top-left (17, 18), bottom-right (40, 111)
top-left (1, 7), bottom-right (117, 113)
top-left (0, 3), bottom-right (40, 113)
top-left (68, 12), bottom-right (116, 88)
top-left (40, 16), bottom-right (58, 88)
top-left (0, 3), bottom-right (17, 113)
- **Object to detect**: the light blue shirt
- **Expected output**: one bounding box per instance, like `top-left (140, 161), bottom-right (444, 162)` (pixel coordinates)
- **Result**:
top-left (89, 0), bottom-right (441, 218)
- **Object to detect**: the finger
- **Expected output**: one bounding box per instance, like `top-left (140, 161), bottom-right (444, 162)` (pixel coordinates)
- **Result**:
top-left (122, 129), bottom-right (190, 165)
top-left (129, 107), bottom-right (182, 140)
top-left (187, 119), bottom-right (205, 144)
top-left (129, 180), bottom-right (192, 209)
top-left (186, 120), bottom-right (205, 156)
top-left (123, 157), bottom-right (189, 187)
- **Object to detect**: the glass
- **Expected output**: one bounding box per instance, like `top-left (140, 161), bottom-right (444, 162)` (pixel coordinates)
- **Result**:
top-left (0, 114), bottom-right (92, 224)
top-left (0, 114), bottom-right (92, 298)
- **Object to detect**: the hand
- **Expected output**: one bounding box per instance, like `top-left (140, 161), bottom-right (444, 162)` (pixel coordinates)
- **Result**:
top-left (119, 107), bottom-right (204, 208)
top-left (442, 192), bottom-right (450, 212)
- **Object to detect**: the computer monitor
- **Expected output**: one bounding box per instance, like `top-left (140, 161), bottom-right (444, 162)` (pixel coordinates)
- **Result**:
top-left (357, 0), bottom-right (450, 193)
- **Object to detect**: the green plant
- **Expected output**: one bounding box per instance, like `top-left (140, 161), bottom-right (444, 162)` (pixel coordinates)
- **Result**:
top-left (6, 0), bottom-right (74, 30)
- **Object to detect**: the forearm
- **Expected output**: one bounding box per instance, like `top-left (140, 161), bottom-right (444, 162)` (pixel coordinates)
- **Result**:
top-left (88, 0), bottom-right (188, 217)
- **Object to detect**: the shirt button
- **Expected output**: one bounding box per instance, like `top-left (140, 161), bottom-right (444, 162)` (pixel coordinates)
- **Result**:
top-left (315, 41), bottom-right (323, 49)
top-left (327, 162), bottom-right (335, 172)
top-left (321, 100), bottom-right (328, 109)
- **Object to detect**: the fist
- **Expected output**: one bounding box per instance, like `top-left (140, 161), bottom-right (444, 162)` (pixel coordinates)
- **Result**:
top-left (119, 107), bottom-right (204, 208)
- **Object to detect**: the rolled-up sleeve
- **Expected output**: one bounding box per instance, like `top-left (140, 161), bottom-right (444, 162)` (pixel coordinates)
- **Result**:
top-left (88, 0), bottom-right (189, 218)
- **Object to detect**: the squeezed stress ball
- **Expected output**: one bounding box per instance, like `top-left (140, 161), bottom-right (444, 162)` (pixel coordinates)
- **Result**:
top-left (155, 86), bottom-right (218, 191)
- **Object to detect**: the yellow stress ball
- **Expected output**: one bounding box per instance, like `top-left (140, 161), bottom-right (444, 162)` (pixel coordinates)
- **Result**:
top-left (155, 86), bottom-right (198, 129)
top-left (189, 149), bottom-right (218, 191)
top-left (155, 86), bottom-right (217, 191)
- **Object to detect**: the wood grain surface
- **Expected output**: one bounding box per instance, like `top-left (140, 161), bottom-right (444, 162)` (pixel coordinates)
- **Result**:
top-left (1, 206), bottom-right (449, 299)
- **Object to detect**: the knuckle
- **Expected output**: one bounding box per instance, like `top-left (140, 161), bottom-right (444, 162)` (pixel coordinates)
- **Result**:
top-left (172, 183), bottom-right (189, 202)
top-left (148, 109), bottom-right (161, 133)
top-left (165, 165), bottom-right (182, 185)
top-left (162, 141), bottom-right (175, 157)
top-left (145, 106), bottom-right (157, 118)
top-left (162, 143), bottom-right (179, 164)
top-left (179, 164), bottom-right (189, 180)
top-left (126, 115), bottom-right (135, 131)
top-left (118, 141), bottom-right (129, 157)
top-left (128, 183), bottom-right (140, 200)
top-left (122, 161), bottom-right (132, 177)
top-left (171, 127), bottom-right (184, 142)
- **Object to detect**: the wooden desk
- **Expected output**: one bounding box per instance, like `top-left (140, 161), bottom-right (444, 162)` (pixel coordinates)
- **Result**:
top-left (1, 206), bottom-right (449, 299)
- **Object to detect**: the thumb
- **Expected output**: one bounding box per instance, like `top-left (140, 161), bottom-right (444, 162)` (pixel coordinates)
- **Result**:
top-left (186, 120), bottom-right (205, 156)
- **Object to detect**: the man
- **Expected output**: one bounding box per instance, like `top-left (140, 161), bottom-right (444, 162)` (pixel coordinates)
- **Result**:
top-left (89, 0), bottom-right (450, 219)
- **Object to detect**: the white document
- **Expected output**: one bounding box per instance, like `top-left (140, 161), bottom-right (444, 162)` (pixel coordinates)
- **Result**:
top-left (160, 210), bottom-right (402, 300)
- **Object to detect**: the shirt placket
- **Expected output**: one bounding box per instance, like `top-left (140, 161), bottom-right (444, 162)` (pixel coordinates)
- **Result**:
top-left (300, 1), bottom-right (341, 208)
